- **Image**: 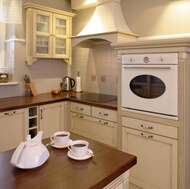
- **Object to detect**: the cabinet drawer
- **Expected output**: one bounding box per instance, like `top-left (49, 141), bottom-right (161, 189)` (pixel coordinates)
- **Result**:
top-left (92, 107), bottom-right (117, 122)
top-left (122, 117), bottom-right (178, 139)
top-left (70, 102), bottom-right (91, 116)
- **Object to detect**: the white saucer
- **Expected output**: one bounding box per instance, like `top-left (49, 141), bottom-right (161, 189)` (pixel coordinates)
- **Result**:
top-left (67, 149), bottom-right (93, 160)
top-left (51, 139), bottom-right (72, 149)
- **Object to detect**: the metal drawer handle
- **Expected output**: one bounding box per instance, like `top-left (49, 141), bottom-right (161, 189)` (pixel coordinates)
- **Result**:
top-left (76, 107), bottom-right (84, 111)
top-left (4, 111), bottom-right (16, 115)
top-left (99, 120), bottom-right (108, 125)
top-left (76, 114), bottom-right (83, 119)
top-left (141, 124), bottom-right (153, 129)
top-left (141, 133), bottom-right (153, 138)
top-left (99, 112), bottom-right (108, 116)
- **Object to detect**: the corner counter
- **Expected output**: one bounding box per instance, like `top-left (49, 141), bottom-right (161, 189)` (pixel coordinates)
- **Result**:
top-left (0, 133), bottom-right (136, 189)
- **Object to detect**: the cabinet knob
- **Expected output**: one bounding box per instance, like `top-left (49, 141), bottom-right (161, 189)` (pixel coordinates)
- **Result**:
top-left (76, 107), bottom-right (84, 111)
top-left (99, 120), bottom-right (108, 125)
top-left (76, 114), bottom-right (83, 119)
top-left (141, 124), bottom-right (153, 129)
top-left (99, 112), bottom-right (108, 116)
top-left (4, 111), bottom-right (16, 116)
top-left (141, 133), bottom-right (153, 138)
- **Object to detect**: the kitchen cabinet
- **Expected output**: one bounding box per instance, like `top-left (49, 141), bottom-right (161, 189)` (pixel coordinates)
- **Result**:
top-left (69, 102), bottom-right (117, 147)
top-left (122, 117), bottom-right (177, 189)
top-left (40, 102), bottom-right (63, 139)
top-left (0, 109), bottom-right (27, 152)
top-left (24, 3), bottom-right (75, 65)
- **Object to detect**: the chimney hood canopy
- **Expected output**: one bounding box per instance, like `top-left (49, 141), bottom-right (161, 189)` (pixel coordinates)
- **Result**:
top-left (71, 0), bottom-right (139, 46)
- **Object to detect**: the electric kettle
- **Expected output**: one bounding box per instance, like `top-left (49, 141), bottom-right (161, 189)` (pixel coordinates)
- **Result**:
top-left (10, 131), bottom-right (49, 169)
top-left (62, 76), bottom-right (75, 91)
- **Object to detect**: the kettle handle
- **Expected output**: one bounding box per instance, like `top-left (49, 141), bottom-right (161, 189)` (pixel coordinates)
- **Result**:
top-left (70, 78), bottom-right (75, 88)
top-left (10, 142), bottom-right (26, 167)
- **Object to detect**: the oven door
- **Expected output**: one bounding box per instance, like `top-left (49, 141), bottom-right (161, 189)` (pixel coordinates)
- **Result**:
top-left (122, 64), bottom-right (178, 117)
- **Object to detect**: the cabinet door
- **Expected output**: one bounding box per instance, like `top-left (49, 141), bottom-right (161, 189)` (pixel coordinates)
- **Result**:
top-left (0, 109), bottom-right (26, 152)
top-left (122, 127), bottom-right (177, 189)
top-left (40, 103), bottom-right (63, 139)
top-left (33, 10), bottom-right (53, 58)
top-left (53, 14), bottom-right (70, 58)
top-left (70, 112), bottom-right (117, 147)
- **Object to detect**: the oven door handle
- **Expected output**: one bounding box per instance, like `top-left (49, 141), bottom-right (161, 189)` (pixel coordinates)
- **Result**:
top-left (123, 66), bottom-right (171, 70)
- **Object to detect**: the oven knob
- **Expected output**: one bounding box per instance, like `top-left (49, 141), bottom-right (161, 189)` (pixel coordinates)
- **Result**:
top-left (143, 56), bottom-right (149, 63)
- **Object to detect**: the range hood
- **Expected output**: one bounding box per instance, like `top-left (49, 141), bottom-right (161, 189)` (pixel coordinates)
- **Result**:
top-left (71, 0), bottom-right (139, 46)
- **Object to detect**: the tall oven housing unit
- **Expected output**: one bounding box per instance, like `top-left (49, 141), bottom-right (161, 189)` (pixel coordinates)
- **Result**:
top-left (121, 53), bottom-right (178, 119)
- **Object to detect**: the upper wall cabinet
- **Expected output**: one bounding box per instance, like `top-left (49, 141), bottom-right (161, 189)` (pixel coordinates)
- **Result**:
top-left (24, 3), bottom-right (75, 65)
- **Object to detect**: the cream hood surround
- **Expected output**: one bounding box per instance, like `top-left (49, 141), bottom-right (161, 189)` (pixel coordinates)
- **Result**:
top-left (71, 0), bottom-right (139, 46)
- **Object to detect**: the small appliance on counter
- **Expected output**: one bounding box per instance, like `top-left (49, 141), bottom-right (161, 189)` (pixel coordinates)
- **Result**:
top-left (62, 76), bottom-right (75, 91)
top-left (10, 131), bottom-right (49, 169)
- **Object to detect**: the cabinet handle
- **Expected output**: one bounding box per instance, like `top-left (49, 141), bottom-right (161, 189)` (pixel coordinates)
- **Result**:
top-left (99, 120), bottom-right (108, 125)
top-left (41, 109), bottom-right (43, 119)
top-left (4, 111), bottom-right (16, 115)
top-left (99, 112), bottom-right (108, 116)
top-left (141, 124), bottom-right (153, 129)
top-left (76, 107), bottom-right (84, 111)
top-left (141, 133), bottom-right (153, 138)
top-left (76, 114), bottom-right (83, 119)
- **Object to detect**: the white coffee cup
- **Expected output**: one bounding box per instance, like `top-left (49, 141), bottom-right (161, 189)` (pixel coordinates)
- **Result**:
top-left (68, 140), bottom-right (89, 157)
top-left (50, 131), bottom-right (70, 146)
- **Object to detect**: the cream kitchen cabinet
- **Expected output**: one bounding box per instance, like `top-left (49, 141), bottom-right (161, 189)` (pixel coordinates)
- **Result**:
top-left (39, 102), bottom-right (63, 139)
top-left (69, 102), bottom-right (117, 147)
top-left (24, 3), bottom-right (75, 65)
top-left (122, 117), bottom-right (178, 189)
top-left (0, 109), bottom-right (27, 152)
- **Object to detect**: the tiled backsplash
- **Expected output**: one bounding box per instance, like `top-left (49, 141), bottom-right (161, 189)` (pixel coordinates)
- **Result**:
top-left (71, 43), bottom-right (118, 96)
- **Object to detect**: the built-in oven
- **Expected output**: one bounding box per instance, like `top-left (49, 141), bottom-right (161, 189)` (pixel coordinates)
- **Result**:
top-left (121, 53), bottom-right (178, 119)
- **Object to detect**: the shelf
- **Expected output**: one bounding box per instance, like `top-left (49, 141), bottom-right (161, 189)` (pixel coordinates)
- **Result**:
top-left (0, 82), bottom-right (19, 86)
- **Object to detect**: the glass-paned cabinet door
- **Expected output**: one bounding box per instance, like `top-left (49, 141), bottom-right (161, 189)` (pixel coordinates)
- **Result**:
top-left (35, 35), bottom-right (52, 57)
top-left (54, 14), bottom-right (69, 36)
top-left (35, 10), bottom-right (52, 34)
top-left (33, 10), bottom-right (52, 57)
top-left (53, 37), bottom-right (68, 58)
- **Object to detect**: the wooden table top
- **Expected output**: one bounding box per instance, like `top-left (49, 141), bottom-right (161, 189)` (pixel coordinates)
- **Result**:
top-left (0, 134), bottom-right (136, 189)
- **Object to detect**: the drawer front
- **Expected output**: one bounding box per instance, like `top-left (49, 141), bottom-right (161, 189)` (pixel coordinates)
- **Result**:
top-left (70, 102), bottom-right (91, 116)
top-left (122, 117), bottom-right (178, 139)
top-left (92, 106), bottom-right (117, 122)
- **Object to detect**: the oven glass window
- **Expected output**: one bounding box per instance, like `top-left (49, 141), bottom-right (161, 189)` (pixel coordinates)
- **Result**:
top-left (130, 75), bottom-right (166, 99)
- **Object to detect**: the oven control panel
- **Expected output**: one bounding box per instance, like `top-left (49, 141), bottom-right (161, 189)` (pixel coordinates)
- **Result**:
top-left (122, 53), bottom-right (178, 64)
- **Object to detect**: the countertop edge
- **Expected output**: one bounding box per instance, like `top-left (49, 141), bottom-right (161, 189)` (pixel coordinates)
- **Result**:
top-left (0, 92), bottom-right (117, 112)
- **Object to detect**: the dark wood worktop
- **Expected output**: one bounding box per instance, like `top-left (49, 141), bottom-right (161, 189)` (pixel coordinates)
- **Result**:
top-left (0, 91), bottom-right (117, 113)
top-left (0, 133), bottom-right (136, 189)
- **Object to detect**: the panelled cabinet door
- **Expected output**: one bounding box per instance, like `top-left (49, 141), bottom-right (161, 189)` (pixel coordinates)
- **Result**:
top-left (33, 10), bottom-right (53, 58)
top-left (40, 103), bottom-right (63, 139)
top-left (53, 14), bottom-right (70, 58)
top-left (122, 127), bottom-right (177, 189)
top-left (0, 109), bottom-right (26, 152)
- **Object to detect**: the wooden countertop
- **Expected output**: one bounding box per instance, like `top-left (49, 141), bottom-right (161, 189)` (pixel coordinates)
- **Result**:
top-left (0, 133), bottom-right (136, 189)
top-left (0, 91), bottom-right (117, 113)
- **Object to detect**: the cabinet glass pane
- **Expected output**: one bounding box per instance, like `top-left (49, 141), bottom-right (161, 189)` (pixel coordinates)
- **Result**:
top-left (55, 38), bottom-right (66, 54)
top-left (36, 15), bottom-right (49, 33)
top-left (36, 36), bottom-right (49, 54)
top-left (55, 18), bottom-right (66, 35)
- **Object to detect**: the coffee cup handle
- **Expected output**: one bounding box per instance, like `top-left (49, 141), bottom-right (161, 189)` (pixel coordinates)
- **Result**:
top-left (67, 146), bottom-right (71, 151)
top-left (50, 135), bottom-right (54, 141)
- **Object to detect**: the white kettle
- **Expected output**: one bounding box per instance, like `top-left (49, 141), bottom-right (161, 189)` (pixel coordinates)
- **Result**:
top-left (10, 131), bottom-right (49, 169)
